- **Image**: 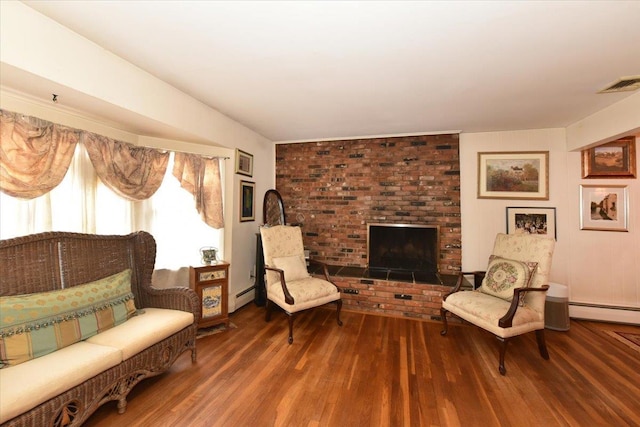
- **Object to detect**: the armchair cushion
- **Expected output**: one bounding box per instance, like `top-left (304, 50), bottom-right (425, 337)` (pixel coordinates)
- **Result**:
top-left (442, 291), bottom-right (544, 338)
top-left (268, 277), bottom-right (340, 313)
top-left (480, 256), bottom-right (538, 304)
top-left (272, 255), bottom-right (310, 282)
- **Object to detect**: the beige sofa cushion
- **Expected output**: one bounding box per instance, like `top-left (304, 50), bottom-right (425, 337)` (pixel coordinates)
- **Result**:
top-left (0, 341), bottom-right (122, 424)
top-left (86, 308), bottom-right (193, 360)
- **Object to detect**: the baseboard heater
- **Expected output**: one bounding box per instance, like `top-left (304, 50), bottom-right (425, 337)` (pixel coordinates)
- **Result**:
top-left (568, 302), bottom-right (640, 325)
top-left (236, 285), bottom-right (256, 298)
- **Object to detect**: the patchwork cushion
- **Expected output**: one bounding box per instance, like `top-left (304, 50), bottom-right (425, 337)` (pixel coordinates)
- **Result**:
top-left (480, 256), bottom-right (538, 303)
top-left (0, 269), bottom-right (136, 368)
top-left (272, 255), bottom-right (310, 282)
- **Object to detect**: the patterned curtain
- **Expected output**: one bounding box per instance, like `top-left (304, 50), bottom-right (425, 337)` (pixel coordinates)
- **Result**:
top-left (0, 110), bottom-right (79, 199)
top-left (173, 152), bottom-right (224, 229)
top-left (83, 132), bottom-right (169, 200)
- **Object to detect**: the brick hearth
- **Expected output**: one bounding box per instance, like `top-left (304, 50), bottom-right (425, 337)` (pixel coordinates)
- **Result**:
top-left (276, 134), bottom-right (461, 319)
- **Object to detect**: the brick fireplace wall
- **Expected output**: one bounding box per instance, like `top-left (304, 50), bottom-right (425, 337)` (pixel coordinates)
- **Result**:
top-left (275, 134), bottom-right (462, 320)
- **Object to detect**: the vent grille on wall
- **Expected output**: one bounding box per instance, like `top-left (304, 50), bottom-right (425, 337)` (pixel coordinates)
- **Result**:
top-left (598, 76), bottom-right (640, 93)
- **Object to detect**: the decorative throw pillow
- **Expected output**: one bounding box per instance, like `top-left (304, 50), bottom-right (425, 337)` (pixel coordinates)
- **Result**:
top-left (480, 256), bottom-right (538, 303)
top-left (272, 255), bottom-right (310, 282)
top-left (0, 269), bottom-right (137, 368)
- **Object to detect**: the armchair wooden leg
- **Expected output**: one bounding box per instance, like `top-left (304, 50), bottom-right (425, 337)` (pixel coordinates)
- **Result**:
top-left (440, 307), bottom-right (449, 336)
top-left (287, 314), bottom-right (294, 344)
top-left (536, 329), bottom-right (550, 360)
top-left (497, 337), bottom-right (509, 375)
top-left (336, 299), bottom-right (343, 326)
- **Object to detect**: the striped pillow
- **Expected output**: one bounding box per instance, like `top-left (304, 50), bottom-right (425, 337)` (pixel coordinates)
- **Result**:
top-left (0, 269), bottom-right (136, 368)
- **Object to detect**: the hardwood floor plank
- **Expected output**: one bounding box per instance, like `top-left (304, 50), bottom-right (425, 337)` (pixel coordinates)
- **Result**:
top-left (84, 304), bottom-right (640, 427)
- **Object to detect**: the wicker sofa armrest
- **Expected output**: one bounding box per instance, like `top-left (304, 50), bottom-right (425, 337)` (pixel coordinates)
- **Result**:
top-left (140, 286), bottom-right (201, 321)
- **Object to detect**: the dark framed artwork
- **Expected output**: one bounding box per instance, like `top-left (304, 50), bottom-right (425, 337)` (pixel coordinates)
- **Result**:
top-left (478, 151), bottom-right (549, 200)
top-left (240, 180), bottom-right (255, 222)
top-left (506, 207), bottom-right (557, 240)
top-left (581, 137), bottom-right (636, 179)
top-left (580, 185), bottom-right (629, 232)
top-left (235, 149), bottom-right (254, 177)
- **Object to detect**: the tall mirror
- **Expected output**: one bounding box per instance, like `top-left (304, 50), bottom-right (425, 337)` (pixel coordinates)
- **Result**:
top-left (263, 189), bottom-right (286, 226)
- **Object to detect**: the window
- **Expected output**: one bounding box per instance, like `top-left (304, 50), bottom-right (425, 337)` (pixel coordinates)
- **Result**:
top-left (0, 145), bottom-right (223, 270)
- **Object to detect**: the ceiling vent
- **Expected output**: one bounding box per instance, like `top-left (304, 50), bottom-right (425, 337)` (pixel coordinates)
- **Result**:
top-left (598, 76), bottom-right (640, 94)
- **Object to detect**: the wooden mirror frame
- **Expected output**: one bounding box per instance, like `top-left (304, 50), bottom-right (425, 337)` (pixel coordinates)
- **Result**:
top-left (263, 189), bottom-right (286, 226)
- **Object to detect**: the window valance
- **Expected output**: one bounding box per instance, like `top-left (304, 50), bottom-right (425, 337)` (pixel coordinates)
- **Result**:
top-left (0, 109), bottom-right (224, 228)
top-left (0, 110), bottom-right (79, 199)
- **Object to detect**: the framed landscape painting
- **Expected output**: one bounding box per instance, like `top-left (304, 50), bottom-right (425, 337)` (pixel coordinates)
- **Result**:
top-left (580, 185), bottom-right (628, 232)
top-left (478, 151), bottom-right (549, 200)
top-left (581, 137), bottom-right (636, 179)
top-left (506, 207), bottom-right (557, 240)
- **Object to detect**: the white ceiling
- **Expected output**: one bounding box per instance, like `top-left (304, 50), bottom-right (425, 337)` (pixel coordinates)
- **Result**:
top-left (10, 1), bottom-right (640, 142)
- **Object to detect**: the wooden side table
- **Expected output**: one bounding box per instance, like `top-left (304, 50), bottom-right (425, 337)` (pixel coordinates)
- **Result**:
top-left (189, 262), bottom-right (229, 329)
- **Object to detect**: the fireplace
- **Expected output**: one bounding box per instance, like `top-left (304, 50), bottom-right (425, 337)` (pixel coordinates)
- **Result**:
top-left (367, 223), bottom-right (440, 282)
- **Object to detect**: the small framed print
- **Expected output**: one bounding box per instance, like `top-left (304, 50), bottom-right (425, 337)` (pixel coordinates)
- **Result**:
top-left (581, 137), bottom-right (636, 179)
top-left (478, 151), bottom-right (549, 200)
top-left (235, 149), bottom-right (254, 177)
top-left (506, 207), bottom-right (557, 240)
top-left (580, 185), bottom-right (629, 232)
top-left (240, 180), bottom-right (255, 222)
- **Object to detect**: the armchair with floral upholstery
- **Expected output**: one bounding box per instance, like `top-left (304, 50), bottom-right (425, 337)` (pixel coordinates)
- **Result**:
top-left (259, 225), bottom-right (342, 344)
top-left (440, 233), bottom-right (556, 375)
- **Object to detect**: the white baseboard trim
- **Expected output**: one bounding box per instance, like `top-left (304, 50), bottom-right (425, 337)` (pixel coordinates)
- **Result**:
top-left (569, 304), bottom-right (640, 325)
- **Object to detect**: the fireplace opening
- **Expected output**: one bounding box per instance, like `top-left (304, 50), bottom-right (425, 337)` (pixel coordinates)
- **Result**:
top-left (367, 223), bottom-right (440, 282)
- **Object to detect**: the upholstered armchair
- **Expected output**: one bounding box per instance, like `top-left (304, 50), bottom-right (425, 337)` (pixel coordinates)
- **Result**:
top-left (441, 233), bottom-right (555, 375)
top-left (259, 225), bottom-right (342, 344)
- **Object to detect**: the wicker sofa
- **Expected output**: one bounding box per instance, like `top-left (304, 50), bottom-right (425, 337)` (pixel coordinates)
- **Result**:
top-left (0, 231), bottom-right (200, 427)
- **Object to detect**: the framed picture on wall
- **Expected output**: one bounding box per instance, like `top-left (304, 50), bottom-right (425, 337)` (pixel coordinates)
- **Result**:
top-left (581, 137), bottom-right (636, 179)
top-left (477, 151), bottom-right (549, 200)
top-left (235, 149), bottom-right (254, 177)
top-left (506, 207), bottom-right (557, 240)
top-left (580, 185), bottom-right (628, 232)
top-left (240, 180), bottom-right (255, 222)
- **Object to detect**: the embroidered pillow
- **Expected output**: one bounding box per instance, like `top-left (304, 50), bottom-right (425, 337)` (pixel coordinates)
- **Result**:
top-left (0, 269), bottom-right (136, 368)
top-left (480, 256), bottom-right (538, 303)
top-left (272, 255), bottom-right (310, 282)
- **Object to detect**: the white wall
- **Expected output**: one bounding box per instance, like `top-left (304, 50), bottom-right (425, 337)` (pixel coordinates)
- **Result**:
top-left (461, 128), bottom-right (640, 324)
top-left (0, 2), bottom-right (275, 312)
top-left (460, 128), bottom-right (570, 282)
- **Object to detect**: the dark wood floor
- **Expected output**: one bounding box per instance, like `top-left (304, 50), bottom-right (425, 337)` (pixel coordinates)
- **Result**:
top-left (84, 303), bottom-right (640, 427)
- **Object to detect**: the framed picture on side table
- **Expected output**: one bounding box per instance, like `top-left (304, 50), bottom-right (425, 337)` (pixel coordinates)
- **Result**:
top-left (506, 207), bottom-right (557, 240)
top-left (478, 151), bottom-right (549, 200)
top-left (580, 185), bottom-right (629, 232)
top-left (581, 137), bottom-right (636, 179)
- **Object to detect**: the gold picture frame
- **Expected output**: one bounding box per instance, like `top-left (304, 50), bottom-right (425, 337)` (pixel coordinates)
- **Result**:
top-left (581, 137), bottom-right (636, 179)
top-left (478, 151), bottom-right (549, 200)
top-left (240, 180), bottom-right (255, 222)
